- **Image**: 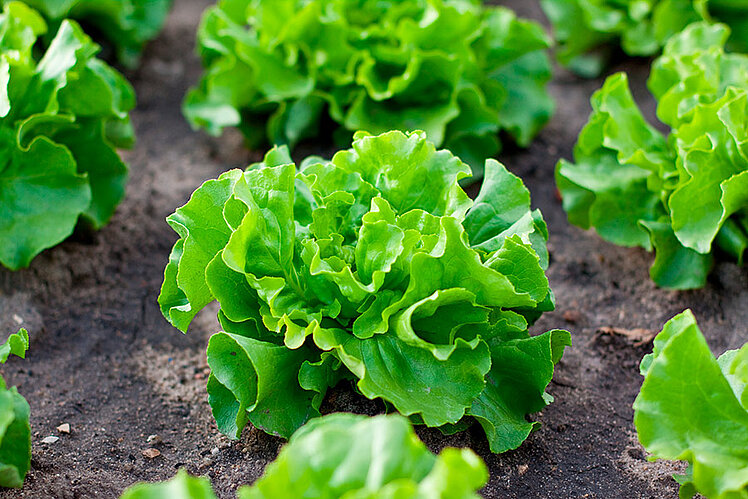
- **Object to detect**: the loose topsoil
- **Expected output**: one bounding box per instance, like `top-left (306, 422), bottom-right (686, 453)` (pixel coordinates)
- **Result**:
top-left (1, 1), bottom-right (746, 498)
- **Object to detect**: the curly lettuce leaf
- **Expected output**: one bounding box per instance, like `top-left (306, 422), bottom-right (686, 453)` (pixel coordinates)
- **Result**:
top-left (184, 0), bottom-right (553, 170)
top-left (0, 2), bottom-right (135, 270)
top-left (241, 414), bottom-right (487, 499)
top-left (206, 331), bottom-right (323, 439)
top-left (0, 329), bottom-right (31, 489)
top-left (119, 415), bottom-right (487, 499)
top-left (540, 0), bottom-right (747, 76)
top-left (467, 327), bottom-right (571, 453)
top-left (120, 469), bottom-right (217, 499)
top-left (160, 130), bottom-right (569, 452)
top-left (719, 345), bottom-right (748, 411)
top-left (669, 89), bottom-right (748, 254)
top-left (634, 310), bottom-right (748, 499)
top-left (2, 0), bottom-right (173, 66)
top-left (556, 23), bottom-right (748, 289)
top-left (556, 72), bottom-right (671, 249)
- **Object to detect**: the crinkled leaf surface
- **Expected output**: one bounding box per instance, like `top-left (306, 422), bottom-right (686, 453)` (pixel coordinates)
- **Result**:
top-left (184, 0), bottom-right (553, 170)
top-left (120, 469), bottom-right (217, 499)
top-left (2, 0), bottom-right (172, 66)
top-left (556, 23), bottom-right (748, 289)
top-left (240, 414), bottom-right (487, 499)
top-left (0, 3), bottom-right (135, 270)
top-left (540, 0), bottom-right (748, 76)
top-left (118, 415), bottom-right (487, 499)
top-left (159, 130), bottom-right (569, 452)
top-left (634, 310), bottom-right (748, 499)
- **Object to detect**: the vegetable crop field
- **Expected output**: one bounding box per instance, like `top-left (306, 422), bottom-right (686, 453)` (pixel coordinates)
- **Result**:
top-left (0, 0), bottom-right (746, 498)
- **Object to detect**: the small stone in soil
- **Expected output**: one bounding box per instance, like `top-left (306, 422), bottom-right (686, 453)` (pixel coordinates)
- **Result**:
top-left (56, 423), bottom-right (70, 434)
top-left (42, 436), bottom-right (59, 444)
top-left (141, 448), bottom-right (161, 459)
top-left (146, 434), bottom-right (162, 444)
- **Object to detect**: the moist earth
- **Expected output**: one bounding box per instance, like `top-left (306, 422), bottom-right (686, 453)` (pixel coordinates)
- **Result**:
top-left (1, 1), bottom-right (746, 498)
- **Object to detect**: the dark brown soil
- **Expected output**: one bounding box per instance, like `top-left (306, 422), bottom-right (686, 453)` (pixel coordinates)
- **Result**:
top-left (1, 1), bottom-right (746, 498)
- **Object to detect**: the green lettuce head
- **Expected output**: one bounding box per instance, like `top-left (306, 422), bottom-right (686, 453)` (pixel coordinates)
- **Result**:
top-left (634, 310), bottom-right (748, 499)
top-left (0, 0), bottom-right (173, 66)
top-left (540, 0), bottom-right (748, 76)
top-left (556, 23), bottom-right (748, 288)
top-left (121, 414), bottom-right (488, 499)
top-left (184, 0), bottom-right (554, 171)
top-left (0, 2), bottom-right (135, 270)
top-left (159, 129), bottom-right (570, 453)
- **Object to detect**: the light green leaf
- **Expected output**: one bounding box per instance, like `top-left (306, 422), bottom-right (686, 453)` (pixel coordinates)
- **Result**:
top-left (185, 0), bottom-right (554, 171)
top-left (332, 332), bottom-right (490, 427)
top-left (5, 0), bottom-right (173, 66)
top-left (719, 345), bottom-right (748, 410)
top-left (0, 136), bottom-right (90, 270)
top-left (0, 4), bottom-right (135, 269)
top-left (634, 310), bottom-right (748, 499)
top-left (469, 329), bottom-right (570, 453)
top-left (539, 0), bottom-right (747, 75)
top-left (206, 332), bottom-right (321, 439)
top-left (223, 164), bottom-right (296, 278)
top-left (0, 328), bottom-right (31, 489)
top-left (240, 413), bottom-right (487, 499)
top-left (0, 329), bottom-right (28, 364)
top-left (669, 91), bottom-right (748, 253)
top-left (161, 130), bottom-right (566, 451)
top-left (120, 469), bottom-right (217, 499)
top-left (159, 170), bottom-right (242, 331)
top-left (640, 220), bottom-right (714, 289)
top-left (557, 29), bottom-right (747, 289)
top-left (119, 414), bottom-right (488, 498)
top-left (0, 387), bottom-right (30, 488)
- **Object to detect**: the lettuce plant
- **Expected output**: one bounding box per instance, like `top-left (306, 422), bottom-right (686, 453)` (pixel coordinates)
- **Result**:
top-left (160, 130), bottom-right (570, 453)
top-left (634, 310), bottom-right (747, 499)
top-left (1, 0), bottom-right (173, 66)
top-left (540, 0), bottom-right (748, 76)
top-left (121, 414), bottom-right (488, 498)
top-left (0, 2), bottom-right (135, 270)
top-left (0, 329), bottom-right (31, 489)
top-left (556, 23), bottom-right (748, 289)
top-left (184, 0), bottom-right (554, 170)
